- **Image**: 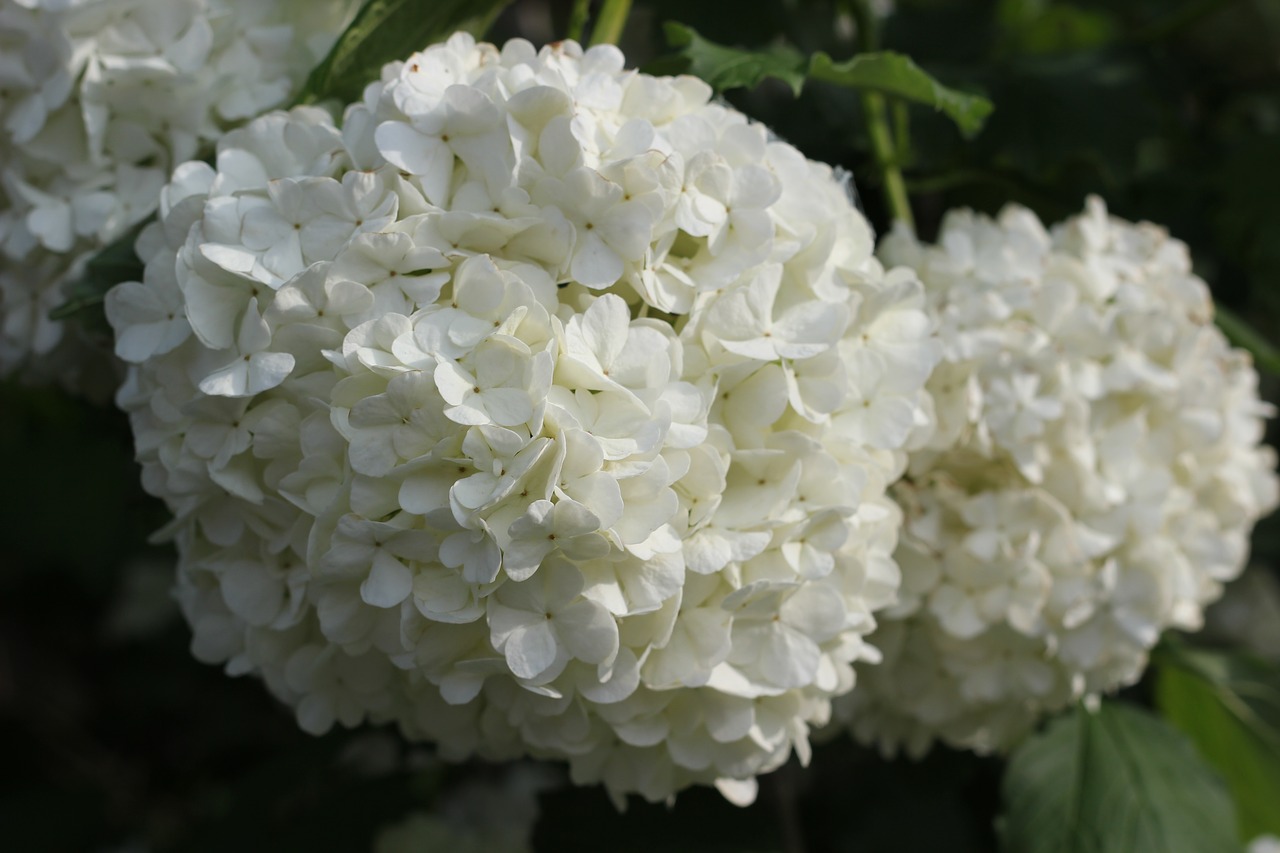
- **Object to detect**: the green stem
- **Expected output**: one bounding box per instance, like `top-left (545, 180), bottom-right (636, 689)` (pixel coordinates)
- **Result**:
top-left (862, 92), bottom-right (914, 229)
top-left (1215, 304), bottom-right (1280, 377)
top-left (848, 0), bottom-right (878, 53)
top-left (892, 99), bottom-right (911, 161)
top-left (589, 0), bottom-right (632, 46)
top-left (566, 0), bottom-right (591, 43)
top-left (847, 0), bottom-right (914, 229)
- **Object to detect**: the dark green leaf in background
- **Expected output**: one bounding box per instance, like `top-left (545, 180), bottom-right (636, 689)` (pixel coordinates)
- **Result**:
top-left (662, 22), bottom-right (806, 95)
top-left (1156, 641), bottom-right (1280, 841)
top-left (295, 0), bottom-right (516, 107)
top-left (809, 51), bottom-right (993, 138)
top-left (999, 701), bottom-right (1240, 853)
top-left (49, 216), bottom-right (149, 334)
top-left (662, 22), bottom-right (992, 137)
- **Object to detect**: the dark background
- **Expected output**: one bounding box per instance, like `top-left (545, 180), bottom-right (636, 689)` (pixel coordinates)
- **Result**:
top-left (3, 0), bottom-right (1278, 849)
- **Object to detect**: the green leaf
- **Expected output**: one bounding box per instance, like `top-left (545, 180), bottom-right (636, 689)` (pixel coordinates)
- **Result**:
top-left (662, 22), bottom-right (806, 95)
top-left (1215, 304), bottom-right (1280, 377)
top-left (660, 23), bottom-right (991, 137)
top-left (808, 51), bottom-right (993, 137)
top-left (295, 0), bottom-right (514, 107)
top-left (49, 216), bottom-right (149, 332)
top-left (999, 701), bottom-right (1239, 853)
top-left (1156, 641), bottom-right (1280, 840)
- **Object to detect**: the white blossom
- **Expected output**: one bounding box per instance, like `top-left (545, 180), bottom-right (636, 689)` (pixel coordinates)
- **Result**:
top-left (110, 34), bottom-right (939, 806)
top-left (0, 0), bottom-right (360, 392)
top-left (838, 198), bottom-right (1279, 756)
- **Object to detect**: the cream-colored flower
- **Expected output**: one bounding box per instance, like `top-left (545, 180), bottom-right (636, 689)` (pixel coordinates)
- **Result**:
top-left (111, 35), bottom-right (940, 805)
top-left (841, 198), bottom-right (1278, 756)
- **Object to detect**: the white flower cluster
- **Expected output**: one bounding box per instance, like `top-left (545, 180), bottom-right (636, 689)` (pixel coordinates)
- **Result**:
top-left (0, 0), bottom-right (357, 386)
top-left (840, 198), bottom-right (1278, 755)
top-left (108, 34), bottom-right (938, 804)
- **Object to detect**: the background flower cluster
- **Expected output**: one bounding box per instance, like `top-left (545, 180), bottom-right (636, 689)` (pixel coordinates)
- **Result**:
top-left (0, 0), bottom-right (357, 388)
top-left (841, 199), bottom-right (1277, 755)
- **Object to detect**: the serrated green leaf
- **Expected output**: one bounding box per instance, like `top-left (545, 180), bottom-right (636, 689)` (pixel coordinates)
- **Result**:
top-left (295, 0), bottom-right (514, 107)
top-left (1156, 641), bottom-right (1280, 840)
top-left (999, 701), bottom-right (1239, 853)
top-left (808, 51), bottom-right (993, 137)
top-left (662, 22), bottom-right (807, 95)
top-left (1215, 303), bottom-right (1280, 378)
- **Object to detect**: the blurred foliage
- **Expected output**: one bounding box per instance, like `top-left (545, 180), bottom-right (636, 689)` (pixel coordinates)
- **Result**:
top-left (1156, 640), bottom-right (1280, 841)
top-left (10, 0), bottom-right (1280, 849)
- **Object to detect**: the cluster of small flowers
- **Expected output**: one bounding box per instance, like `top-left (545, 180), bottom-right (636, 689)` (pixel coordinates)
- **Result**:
top-left (108, 34), bottom-right (939, 803)
top-left (0, 0), bottom-right (356, 387)
top-left (838, 199), bottom-right (1279, 755)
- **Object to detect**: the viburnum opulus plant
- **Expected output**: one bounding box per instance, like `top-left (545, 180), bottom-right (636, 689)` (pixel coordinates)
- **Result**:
top-left (836, 199), bottom-right (1279, 755)
top-left (0, 0), bottom-right (359, 389)
top-left (106, 33), bottom-right (939, 804)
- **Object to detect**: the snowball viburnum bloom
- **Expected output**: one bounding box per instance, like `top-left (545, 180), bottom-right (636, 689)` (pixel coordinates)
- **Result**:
top-left (836, 199), bottom-right (1279, 757)
top-left (0, 0), bottom-right (360, 392)
top-left (110, 34), bottom-right (939, 805)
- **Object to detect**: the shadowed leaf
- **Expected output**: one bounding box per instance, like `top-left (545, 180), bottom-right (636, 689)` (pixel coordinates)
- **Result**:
top-left (999, 701), bottom-right (1239, 853)
top-left (1156, 641), bottom-right (1280, 840)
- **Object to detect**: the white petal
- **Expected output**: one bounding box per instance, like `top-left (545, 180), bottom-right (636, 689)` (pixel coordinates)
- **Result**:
top-left (503, 621), bottom-right (559, 679)
top-left (360, 551), bottom-right (414, 608)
